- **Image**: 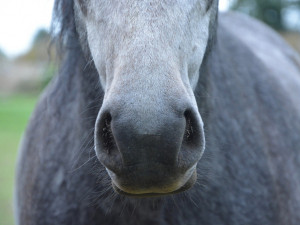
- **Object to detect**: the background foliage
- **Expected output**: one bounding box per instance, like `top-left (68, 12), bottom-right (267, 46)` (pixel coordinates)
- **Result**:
top-left (230, 0), bottom-right (300, 31)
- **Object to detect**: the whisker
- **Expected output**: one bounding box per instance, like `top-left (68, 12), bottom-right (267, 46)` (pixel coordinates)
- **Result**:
top-left (71, 132), bottom-right (95, 170)
top-left (69, 155), bottom-right (97, 173)
top-left (83, 58), bottom-right (94, 71)
top-left (171, 195), bottom-right (180, 211)
top-left (131, 200), bottom-right (138, 217)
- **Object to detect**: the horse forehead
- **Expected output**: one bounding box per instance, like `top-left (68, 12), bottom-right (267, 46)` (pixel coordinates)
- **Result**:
top-left (85, 0), bottom-right (208, 48)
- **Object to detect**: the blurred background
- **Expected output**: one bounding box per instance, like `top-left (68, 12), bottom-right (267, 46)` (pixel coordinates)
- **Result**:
top-left (0, 0), bottom-right (299, 224)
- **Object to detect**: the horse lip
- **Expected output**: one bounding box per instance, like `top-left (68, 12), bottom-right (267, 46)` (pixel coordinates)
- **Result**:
top-left (107, 166), bottom-right (197, 197)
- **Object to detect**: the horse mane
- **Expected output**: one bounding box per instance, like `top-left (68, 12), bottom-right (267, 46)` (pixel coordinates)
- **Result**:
top-left (51, 0), bottom-right (79, 56)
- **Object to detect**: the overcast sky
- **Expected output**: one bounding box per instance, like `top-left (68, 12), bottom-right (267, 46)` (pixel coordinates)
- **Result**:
top-left (0, 0), bottom-right (231, 58)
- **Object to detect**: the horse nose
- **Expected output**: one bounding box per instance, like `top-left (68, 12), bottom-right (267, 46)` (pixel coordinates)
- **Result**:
top-left (95, 103), bottom-right (204, 173)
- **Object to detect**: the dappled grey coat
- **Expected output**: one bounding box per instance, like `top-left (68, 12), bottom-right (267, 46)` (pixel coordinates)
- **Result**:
top-left (15, 0), bottom-right (300, 224)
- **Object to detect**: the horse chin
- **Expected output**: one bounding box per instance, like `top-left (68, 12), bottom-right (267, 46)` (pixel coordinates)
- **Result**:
top-left (109, 169), bottom-right (197, 198)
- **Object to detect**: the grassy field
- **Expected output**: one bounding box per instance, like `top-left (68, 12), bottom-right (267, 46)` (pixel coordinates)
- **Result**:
top-left (0, 95), bottom-right (38, 225)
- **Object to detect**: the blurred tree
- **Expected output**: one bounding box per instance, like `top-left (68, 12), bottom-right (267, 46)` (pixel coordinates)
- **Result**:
top-left (0, 48), bottom-right (7, 60)
top-left (230, 0), bottom-right (300, 31)
top-left (15, 29), bottom-right (57, 91)
top-left (32, 29), bottom-right (50, 45)
top-left (17, 29), bottom-right (54, 62)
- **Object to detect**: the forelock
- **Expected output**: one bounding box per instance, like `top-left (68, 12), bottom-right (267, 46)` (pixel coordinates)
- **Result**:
top-left (51, 0), bottom-right (78, 53)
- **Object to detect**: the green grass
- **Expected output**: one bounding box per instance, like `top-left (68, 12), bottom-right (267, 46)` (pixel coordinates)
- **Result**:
top-left (0, 95), bottom-right (38, 225)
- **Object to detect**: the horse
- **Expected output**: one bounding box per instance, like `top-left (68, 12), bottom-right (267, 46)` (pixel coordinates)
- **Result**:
top-left (15, 0), bottom-right (300, 224)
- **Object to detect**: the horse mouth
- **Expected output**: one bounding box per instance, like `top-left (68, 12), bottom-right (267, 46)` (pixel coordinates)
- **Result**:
top-left (109, 167), bottom-right (197, 198)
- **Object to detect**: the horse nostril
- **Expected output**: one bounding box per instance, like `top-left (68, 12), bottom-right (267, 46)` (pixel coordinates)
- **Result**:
top-left (183, 110), bottom-right (201, 147)
top-left (98, 113), bottom-right (115, 154)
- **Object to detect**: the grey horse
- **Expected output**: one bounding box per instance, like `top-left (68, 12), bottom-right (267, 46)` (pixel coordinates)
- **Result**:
top-left (15, 0), bottom-right (300, 224)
